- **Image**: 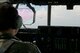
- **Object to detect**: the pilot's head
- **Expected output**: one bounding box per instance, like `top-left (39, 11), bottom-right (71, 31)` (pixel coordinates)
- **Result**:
top-left (0, 3), bottom-right (22, 35)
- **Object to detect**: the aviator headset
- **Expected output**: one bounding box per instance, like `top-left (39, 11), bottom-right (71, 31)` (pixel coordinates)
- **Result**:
top-left (0, 2), bottom-right (23, 30)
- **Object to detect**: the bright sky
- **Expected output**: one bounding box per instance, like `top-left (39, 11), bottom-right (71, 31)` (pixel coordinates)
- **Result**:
top-left (17, 4), bottom-right (80, 28)
top-left (51, 5), bottom-right (80, 27)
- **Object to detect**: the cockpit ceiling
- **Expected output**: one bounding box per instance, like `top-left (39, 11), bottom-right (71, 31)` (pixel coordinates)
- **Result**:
top-left (0, 0), bottom-right (9, 3)
top-left (9, 0), bottom-right (80, 5)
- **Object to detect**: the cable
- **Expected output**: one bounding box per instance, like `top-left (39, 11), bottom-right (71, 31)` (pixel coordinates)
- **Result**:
top-left (25, 2), bottom-right (36, 25)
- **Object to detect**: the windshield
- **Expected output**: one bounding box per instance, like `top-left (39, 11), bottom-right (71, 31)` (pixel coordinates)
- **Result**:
top-left (13, 4), bottom-right (80, 29)
top-left (51, 5), bottom-right (80, 27)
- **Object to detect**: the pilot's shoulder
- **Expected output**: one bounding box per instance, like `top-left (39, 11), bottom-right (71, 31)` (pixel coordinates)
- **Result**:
top-left (12, 40), bottom-right (41, 53)
top-left (14, 40), bottom-right (35, 47)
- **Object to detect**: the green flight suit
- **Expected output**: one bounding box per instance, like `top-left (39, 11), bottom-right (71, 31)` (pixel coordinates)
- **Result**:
top-left (0, 33), bottom-right (41, 53)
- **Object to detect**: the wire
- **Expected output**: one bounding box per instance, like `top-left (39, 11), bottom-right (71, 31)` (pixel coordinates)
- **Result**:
top-left (25, 2), bottom-right (36, 25)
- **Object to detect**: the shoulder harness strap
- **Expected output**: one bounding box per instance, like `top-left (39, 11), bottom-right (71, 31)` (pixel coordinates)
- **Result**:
top-left (0, 40), bottom-right (14, 53)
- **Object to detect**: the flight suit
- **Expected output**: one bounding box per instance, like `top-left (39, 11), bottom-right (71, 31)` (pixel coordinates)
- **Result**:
top-left (0, 33), bottom-right (41, 53)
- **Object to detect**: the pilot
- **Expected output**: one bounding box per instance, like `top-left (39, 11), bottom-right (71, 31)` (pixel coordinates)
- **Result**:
top-left (0, 2), bottom-right (41, 53)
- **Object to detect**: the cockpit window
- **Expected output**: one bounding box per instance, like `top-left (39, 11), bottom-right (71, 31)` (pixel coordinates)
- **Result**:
top-left (51, 5), bottom-right (80, 27)
top-left (17, 4), bottom-right (34, 25)
top-left (13, 4), bottom-right (80, 28)
top-left (13, 4), bottom-right (48, 28)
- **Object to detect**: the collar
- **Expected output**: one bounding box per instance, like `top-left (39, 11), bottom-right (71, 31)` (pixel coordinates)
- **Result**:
top-left (0, 32), bottom-right (19, 40)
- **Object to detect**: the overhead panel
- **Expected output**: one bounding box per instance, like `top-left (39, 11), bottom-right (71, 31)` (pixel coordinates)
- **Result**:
top-left (9, 0), bottom-right (80, 5)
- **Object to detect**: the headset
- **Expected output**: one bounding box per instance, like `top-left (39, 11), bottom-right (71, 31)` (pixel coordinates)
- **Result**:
top-left (0, 2), bottom-right (23, 30)
top-left (12, 15), bottom-right (23, 29)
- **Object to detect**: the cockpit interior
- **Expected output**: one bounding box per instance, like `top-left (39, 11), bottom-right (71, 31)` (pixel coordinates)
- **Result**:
top-left (1, 0), bottom-right (80, 53)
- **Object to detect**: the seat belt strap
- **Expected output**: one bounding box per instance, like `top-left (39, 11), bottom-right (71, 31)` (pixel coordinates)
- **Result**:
top-left (0, 40), bottom-right (14, 53)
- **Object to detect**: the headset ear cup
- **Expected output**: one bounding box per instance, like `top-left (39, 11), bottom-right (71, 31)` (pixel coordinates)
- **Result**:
top-left (16, 15), bottom-right (23, 29)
